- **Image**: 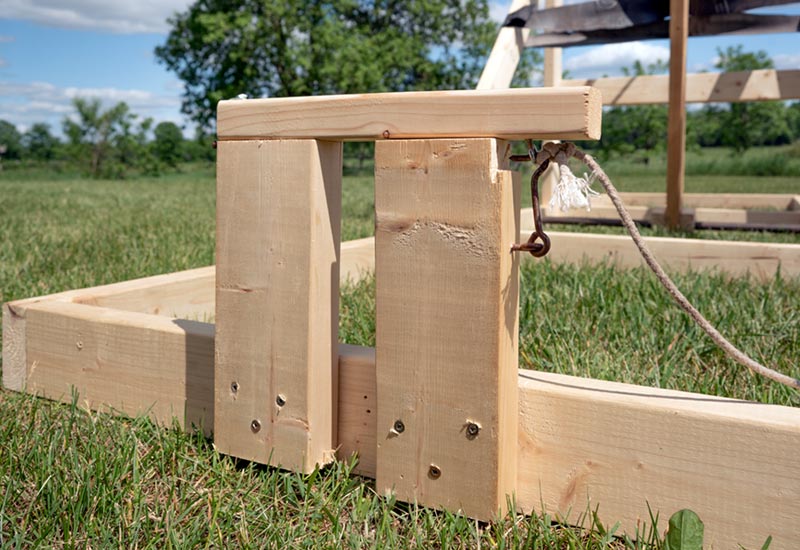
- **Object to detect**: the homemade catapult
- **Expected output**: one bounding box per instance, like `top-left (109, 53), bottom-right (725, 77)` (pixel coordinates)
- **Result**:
top-left (4, 1), bottom-right (800, 549)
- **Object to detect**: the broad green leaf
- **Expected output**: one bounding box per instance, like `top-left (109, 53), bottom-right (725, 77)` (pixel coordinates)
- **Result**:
top-left (665, 509), bottom-right (704, 550)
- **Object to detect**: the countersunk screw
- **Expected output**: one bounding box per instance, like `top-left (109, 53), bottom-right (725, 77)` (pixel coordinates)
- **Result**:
top-left (466, 422), bottom-right (481, 439)
top-left (230, 381), bottom-right (239, 394)
top-left (250, 419), bottom-right (261, 433)
top-left (276, 394), bottom-right (286, 407)
top-left (393, 420), bottom-right (405, 434)
top-left (428, 465), bottom-right (441, 479)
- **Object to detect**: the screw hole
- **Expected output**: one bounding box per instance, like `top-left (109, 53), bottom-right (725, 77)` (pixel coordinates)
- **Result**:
top-left (276, 394), bottom-right (286, 407)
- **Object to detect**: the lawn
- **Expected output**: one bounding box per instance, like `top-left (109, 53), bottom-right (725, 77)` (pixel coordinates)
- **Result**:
top-left (1, 152), bottom-right (798, 547)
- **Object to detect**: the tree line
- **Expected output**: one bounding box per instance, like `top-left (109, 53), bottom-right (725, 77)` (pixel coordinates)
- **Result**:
top-left (0, 98), bottom-right (215, 178)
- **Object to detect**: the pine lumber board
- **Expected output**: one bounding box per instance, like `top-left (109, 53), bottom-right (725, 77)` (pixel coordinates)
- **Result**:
top-left (20, 300), bottom-right (214, 434)
top-left (543, 203), bottom-right (800, 226)
top-left (374, 138), bottom-right (521, 520)
top-left (600, 192), bottom-right (797, 210)
top-left (216, 88), bottom-right (602, 141)
top-left (563, 69), bottom-right (800, 105)
top-left (666, 0), bottom-right (689, 230)
top-left (215, 139), bottom-right (342, 473)
top-left (477, 0), bottom-right (532, 89)
top-left (6, 300), bottom-right (800, 547)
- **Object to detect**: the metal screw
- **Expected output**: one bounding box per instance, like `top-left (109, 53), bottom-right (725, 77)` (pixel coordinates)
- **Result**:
top-left (393, 420), bottom-right (405, 434)
top-left (466, 422), bottom-right (481, 438)
top-left (250, 419), bottom-right (261, 433)
top-left (428, 465), bottom-right (441, 479)
top-left (382, 130), bottom-right (391, 139)
top-left (230, 381), bottom-right (239, 394)
top-left (276, 394), bottom-right (286, 407)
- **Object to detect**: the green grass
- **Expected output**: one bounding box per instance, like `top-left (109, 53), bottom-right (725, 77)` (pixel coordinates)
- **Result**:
top-left (1, 156), bottom-right (798, 547)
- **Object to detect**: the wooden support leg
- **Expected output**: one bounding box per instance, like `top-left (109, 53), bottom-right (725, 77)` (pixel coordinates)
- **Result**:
top-left (215, 139), bottom-right (342, 473)
top-left (374, 138), bottom-right (521, 520)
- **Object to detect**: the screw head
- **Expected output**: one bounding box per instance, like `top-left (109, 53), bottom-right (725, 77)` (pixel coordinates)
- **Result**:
top-left (230, 381), bottom-right (239, 394)
top-left (276, 394), bottom-right (286, 407)
top-left (466, 422), bottom-right (480, 438)
top-left (393, 420), bottom-right (405, 434)
top-left (428, 465), bottom-right (441, 479)
top-left (250, 419), bottom-right (261, 433)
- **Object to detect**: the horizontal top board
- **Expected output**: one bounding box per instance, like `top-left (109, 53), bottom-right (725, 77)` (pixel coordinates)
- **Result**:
top-left (217, 87), bottom-right (601, 141)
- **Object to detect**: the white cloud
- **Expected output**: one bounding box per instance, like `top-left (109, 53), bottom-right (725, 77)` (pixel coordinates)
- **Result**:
top-left (0, 36), bottom-right (15, 43)
top-left (0, 57), bottom-right (7, 68)
top-left (774, 53), bottom-right (800, 69)
top-left (565, 42), bottom-right (670, 78)
top-left (0, 0), bottom-right (194, 34)
top-left (0, 80), bottom-right (181, 132)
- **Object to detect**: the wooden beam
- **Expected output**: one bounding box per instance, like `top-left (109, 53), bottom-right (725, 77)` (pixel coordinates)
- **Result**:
top-left (594, 192), bottom-right (798, 210)
top-left (477, 0), bottom-right (532, 89)
top-left (539, 0), bottom-right (564, 210)
top-left (374, 138), bottom-right (521, 520)
top-left (215, 139), bottom-right (342, 473)
top-left (562, 69), bottom-right (800, 105)
top-left (666, 0), bottom-right (689, 230)
top-left (21, 300), bottom-right (214, 434)
top-left (217, 88), bottom-right (602, 142)
top-left (10, 304), bottom-right (799, 549)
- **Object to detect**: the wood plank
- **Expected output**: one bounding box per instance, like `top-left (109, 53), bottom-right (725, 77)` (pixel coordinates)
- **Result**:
top-left (10, 301), bottom-right (800, 547)
top-left (477, 0), bottom-right (532, 89)
top-left (69, 266), bottom-right (215, 319)
top-left (563, 69), bottom-right (800, 105)
top-left (542, 231), bottom-right (800, 280)
top-left (374, 138), bottom-right (521, 520)
top-left (598, 192), bottom-right (797, 210)
top-left (22, 301), bottom-right (214, 434)
top-left (539, 0), bottom-right (564, 210)
top-left (2, 301), bottom-right (26, 391)
top-left (543, 203), bottom-right (800, 227)
top-left (215, 139), bottom-right (342, 473)
top-left (217, 88), bottom-right (602, 141)
top-left (666, 0), bottom-right (689, 230)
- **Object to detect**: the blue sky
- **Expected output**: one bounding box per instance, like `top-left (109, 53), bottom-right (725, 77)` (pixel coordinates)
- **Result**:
top-left (1, 1), bottom-right (800, 135)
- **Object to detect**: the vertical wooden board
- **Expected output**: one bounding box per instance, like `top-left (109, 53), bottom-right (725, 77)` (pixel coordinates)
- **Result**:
top-left (374, 138), bottom-right (520, 520)
top-left (215, 139), bottom-right (342, 473)
top-left (665, 0), bottom-right (689, 229)
top-left (477, 0), bottom-right (532, 89)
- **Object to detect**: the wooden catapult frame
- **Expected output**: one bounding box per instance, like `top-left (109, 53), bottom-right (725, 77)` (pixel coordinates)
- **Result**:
top-left (484, 0), bottom-right (800, 234)
top-left (4, 86), bottom-right (800, 549)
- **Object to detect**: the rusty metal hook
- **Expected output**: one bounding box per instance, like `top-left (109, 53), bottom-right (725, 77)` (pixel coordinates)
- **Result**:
top-left (511, 157), bottom-right (551, 258)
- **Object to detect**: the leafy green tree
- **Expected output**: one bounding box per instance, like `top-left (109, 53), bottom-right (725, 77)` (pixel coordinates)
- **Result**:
top-left (714, 45), bottom-right (791, 152)
top-left (153, 121), bottom-right (185, 167)
top-left (593, 60), bottom-right (668, 158)
top-left (63, 98), bottom-right (158, 178)
top-left (23, 123), bottom-right (60, 161)
top-left (155, 0), bottom-right (503, 130)
top-left (0, 120), bottom-right (23, 160)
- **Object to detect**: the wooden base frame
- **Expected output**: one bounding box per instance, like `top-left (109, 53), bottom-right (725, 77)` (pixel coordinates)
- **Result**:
top-left (4, 251), bottom-right (800, 549)
top-left (543, 193), bottom-right (800, 232)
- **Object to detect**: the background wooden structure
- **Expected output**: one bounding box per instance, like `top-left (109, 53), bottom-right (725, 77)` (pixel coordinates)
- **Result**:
top-left (481, 0), bottom-right (800, 231)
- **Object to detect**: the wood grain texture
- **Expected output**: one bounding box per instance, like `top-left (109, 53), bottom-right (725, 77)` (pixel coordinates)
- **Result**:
top-left (23, 301), bottom-right (214, 433)
top-left (9, 297), bottom-right (800, 547)
top-left (563, 69), bottom-right (800, 105)
top-left (2, 301), bottom-right (26, 391)
top-left (217, 87), bottom-right (602, 141)
top-left (477, 0), bottom-right (532, 89)
top-left (666, 0), bottom-right (689, 230)
top-left (215, 139), bottom-right (342, 472)
top-left (374, 138), bottom-right (521, 520)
